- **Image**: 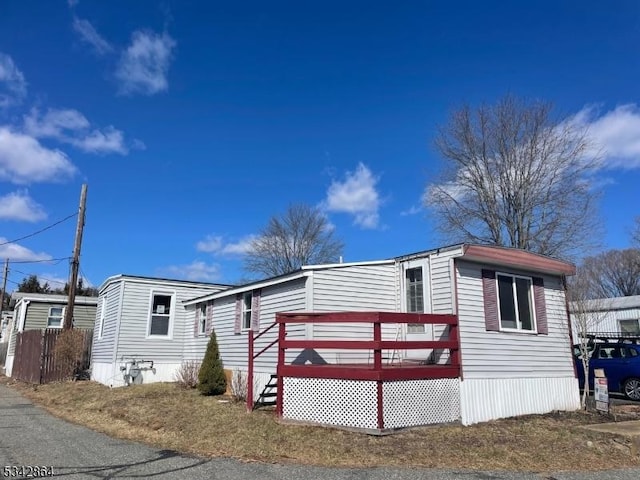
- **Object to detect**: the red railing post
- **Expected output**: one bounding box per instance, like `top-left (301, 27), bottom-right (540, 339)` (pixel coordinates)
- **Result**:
top-left (448, 318), bottom-right (461, 379)
top-left (373, 318), bottom-right (384, 430)
top-left (276, 318), bottom-right (286, 418)
top-left (247, 328), bottom-right (254, 412)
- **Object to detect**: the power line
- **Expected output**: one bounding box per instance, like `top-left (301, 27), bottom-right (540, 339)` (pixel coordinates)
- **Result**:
top-left (10, 269), bottom-right (67, 286)
top-left (0, 212), bottom-right (77, 247)
top-left (9, 257), bottom-right (71, 265)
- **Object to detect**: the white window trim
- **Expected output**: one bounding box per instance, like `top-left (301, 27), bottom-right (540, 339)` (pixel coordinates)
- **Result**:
top-left (496, 272), bottom-right (537, 334)
top-left (98, 297), bottom-right (106, 339)
top-left (198, 303), bottom-right (207, 335)
top-left (146, 290), bottom-right (176, 339)
top-left (47, 306), bottom-right (65, 329)
top-left (241, 292), bottom-right (252, 331)
top-left (401, 259), bottom-right (431, 336)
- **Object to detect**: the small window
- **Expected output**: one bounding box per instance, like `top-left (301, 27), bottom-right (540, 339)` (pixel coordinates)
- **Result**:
top-left (199, 303), bottom-right (207, 335)
top-left (47, 307), bottom-right (64, 328)
top-left (497, 273), bottom-right (535, 332)
top-left (406, 267), bottom-right (425, 333)
top-left (149, 294), bottom-right (172, 336)
top-left (628, 348), bottom-right (639, 358)
top-left (620, 319), bottom-right (640, 335)
top-left (242, 292), bottom-right (252, 330)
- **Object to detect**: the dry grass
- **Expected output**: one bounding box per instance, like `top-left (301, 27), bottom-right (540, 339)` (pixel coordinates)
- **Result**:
top-left (3, 377), bottom-right (639, 472)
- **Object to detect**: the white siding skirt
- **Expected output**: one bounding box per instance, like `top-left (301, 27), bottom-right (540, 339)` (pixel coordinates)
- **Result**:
top-left (460, 377), bottom-right (580, 425)
top-left (92, 361), bottom-right (184, 388)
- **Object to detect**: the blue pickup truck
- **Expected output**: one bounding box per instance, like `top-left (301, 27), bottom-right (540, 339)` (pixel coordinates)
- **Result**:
top-left (574, 342), bottom-right (640, 401)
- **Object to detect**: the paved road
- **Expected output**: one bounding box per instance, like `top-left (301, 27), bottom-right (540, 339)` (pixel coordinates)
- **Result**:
top-left (1, 385), bottom-right (639, 480)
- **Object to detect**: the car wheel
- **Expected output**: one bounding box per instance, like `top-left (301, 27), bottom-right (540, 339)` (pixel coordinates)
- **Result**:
top-left (623, 378), bottom-right (640, 401)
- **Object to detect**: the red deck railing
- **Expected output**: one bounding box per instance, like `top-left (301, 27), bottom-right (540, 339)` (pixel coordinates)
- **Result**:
top-left (273, 311), bottom-right (460, 421)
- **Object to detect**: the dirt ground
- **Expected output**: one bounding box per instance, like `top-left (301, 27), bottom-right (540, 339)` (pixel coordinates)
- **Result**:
top-left (3, 377), bottom-right (639, 472)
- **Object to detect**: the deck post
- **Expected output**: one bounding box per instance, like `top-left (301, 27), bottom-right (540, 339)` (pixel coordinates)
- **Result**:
top-left (373, 318), bottom-right (384, 430)
top-left (276, 318), bottom-right (286, 418)
top-left (247, 328), bottom-right (254, 412)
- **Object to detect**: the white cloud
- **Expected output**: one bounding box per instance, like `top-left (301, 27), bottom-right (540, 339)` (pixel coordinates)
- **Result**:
top-left (161, 260), bottom-right (220, 282)
top-left (71, 126), bottom-right (126, 154)
top-left (400, 205), bottom-right (422, 216)
top-left (0, 238), bottom-right (51, 262)
top-left (0, 191), bottom-right (46, 222)
top-left (569, 104), bottom-right (640, 169)
top-left (196, 234), bottom-right (256, 256)
top-left (68, 0), bottom-right (79, 7)
top-left (24, 108), bottom-right (89, 138)
top-left (116, 30), bottom-right (176, 96)
top-left (24, 108), bottom-right (128, 155)
top-left (72, 17), bottom-right (114, 55)
top-left (196, 235), bottom-right (223, 253)
top-left (0, 127), bottom-right (76, 184)
top-left (323, 162), bottom-right (382, 229)
top-left (0, 52), bottom-right (27, 108)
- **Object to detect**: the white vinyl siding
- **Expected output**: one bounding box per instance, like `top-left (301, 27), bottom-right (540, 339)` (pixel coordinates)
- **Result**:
top-left (456, 260), bottom-right (574, 379)
top-left (312, 264), bottom-right (397, 363)
top-left (92, 281), bottom-right (122, 363)
top-left (114, 279), bottom-right (222, 364)
top-left (187, 278), bottom-right (307, 371)
top-left (430, 247), bottom-right (463, 315)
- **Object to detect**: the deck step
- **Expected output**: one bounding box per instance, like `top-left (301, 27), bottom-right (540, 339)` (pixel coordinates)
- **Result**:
top-left (253, 375), bottom-right (279, 411)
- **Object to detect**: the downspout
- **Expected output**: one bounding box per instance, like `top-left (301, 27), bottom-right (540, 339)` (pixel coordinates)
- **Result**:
top-left (452, 259), bottom-right (463, 381)
top-left (561, 275), bottom-right (578, 379)
top-left (110, 281), bottom-right (126, 386)
top-left (18, 300), bottom-right (30, 331)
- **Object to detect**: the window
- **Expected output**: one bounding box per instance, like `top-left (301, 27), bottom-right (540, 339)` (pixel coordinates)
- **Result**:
top-left (47, 306), bottom-right (64, 328)
top-left (242, 292), bottom-right (252, 330)
top-left (620, 319), bottom-right (640, 335)
top-left (496, 273), bottom-right (535, 332)
top-left (406, 267), bottom-right (425, 333)
top-left (199, 303), bottom-right (207, 335)
top-left (149, 293), bottom-right (172, 336)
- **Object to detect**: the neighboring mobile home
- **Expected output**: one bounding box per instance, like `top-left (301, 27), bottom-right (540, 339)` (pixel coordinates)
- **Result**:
top-left (3, 292), bottom-right (97, 376)
top-left (90, 275), bottom-right (229, 387)
top-left (570, 295), bottom-right (640, 339)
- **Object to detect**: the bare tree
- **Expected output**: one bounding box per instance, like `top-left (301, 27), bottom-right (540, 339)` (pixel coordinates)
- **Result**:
top-left (425, 95), bottom-right (601, 259)
top-left (567, 279), bottom-right (610, 409)
top-left (575, 248), bottom-right (640, 298)
top-left (244, 204), bottom-right (344, 278)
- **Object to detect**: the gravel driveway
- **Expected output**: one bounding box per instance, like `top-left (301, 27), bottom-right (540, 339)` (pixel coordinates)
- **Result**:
top-left (1, 384), bottom-right (638, 480)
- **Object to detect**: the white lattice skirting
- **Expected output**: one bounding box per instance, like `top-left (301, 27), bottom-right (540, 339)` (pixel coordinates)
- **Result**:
top-left (282, 377), bottom-right (461, 432)
top-left (383, 379), bottom-right (460, 429)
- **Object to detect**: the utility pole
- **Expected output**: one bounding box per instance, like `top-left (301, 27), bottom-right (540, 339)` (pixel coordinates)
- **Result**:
top-left (0, 258), bottom-right (8, 313)
top-left (63, 184), bottom-right (87, 330)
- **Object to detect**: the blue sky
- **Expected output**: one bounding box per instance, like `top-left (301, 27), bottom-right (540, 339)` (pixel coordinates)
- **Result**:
top-left (0, 0), bottom-right (639, 290)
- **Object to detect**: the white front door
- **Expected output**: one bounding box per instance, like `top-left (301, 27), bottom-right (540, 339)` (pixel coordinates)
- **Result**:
top-left (401, 259), bottom-right (433, 362)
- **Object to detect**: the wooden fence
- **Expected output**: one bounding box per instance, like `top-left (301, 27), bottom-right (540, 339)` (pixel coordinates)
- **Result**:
top-left (12, 329), bottom-right (93, 384)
